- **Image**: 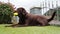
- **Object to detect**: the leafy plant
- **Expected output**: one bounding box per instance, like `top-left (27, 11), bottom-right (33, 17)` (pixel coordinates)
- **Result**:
top-left (0, 2), bottom-right (14, 24)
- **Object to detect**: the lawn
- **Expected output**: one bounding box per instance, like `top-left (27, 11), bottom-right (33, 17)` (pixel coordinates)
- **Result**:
top-left (0, 24), bottom-right (60, 34)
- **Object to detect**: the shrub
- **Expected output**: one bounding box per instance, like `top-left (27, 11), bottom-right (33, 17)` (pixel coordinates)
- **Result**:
top-left (0, 2), bottom-right (14, 24)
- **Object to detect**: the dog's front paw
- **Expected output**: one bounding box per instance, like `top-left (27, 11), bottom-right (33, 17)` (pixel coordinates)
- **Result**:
top-left (24, 24), bottom-right (28, 26)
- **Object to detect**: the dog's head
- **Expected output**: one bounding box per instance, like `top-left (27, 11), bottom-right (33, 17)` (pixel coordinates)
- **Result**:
top-left (17, 7), bottom-right (27, 24)
top-left (17, 7), bottom-right (28, 16)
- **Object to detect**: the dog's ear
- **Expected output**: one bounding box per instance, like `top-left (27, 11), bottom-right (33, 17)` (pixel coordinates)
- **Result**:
top-left (21, 8), bottom-right (27, 15)
top-left (22, 10), bottom-right (27, 15)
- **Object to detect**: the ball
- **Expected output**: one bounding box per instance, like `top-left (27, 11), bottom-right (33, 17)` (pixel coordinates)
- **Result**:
top-left (14, 13), bottom-right (18, 16)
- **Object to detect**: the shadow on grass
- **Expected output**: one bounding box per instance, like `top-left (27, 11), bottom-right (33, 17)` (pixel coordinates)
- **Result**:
top-left (5, 24), bottom-right (60, 28)
top-left (5, 24), bottom-right (48, 28)
top-left (5, 24), bottom-right (28, 27)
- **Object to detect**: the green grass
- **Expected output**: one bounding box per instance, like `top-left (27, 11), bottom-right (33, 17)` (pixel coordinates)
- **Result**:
top-left (0, 24), bottom-right (60, 34)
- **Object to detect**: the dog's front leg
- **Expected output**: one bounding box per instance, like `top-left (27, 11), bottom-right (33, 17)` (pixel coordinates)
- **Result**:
top-left (24, 20), bottom-right (29, 26)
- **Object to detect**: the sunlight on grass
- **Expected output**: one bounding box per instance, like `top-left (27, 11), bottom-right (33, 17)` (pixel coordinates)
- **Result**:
top-left (0, 24), bottom-right (60, 34)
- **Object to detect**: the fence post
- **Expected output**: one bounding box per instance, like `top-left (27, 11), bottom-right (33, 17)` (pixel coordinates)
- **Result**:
top-left (56, 1), bottom-right (59, 21)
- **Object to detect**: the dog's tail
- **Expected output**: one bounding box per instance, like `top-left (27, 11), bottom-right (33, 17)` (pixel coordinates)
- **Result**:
top-left (47, 11), bottom-right (56, 22)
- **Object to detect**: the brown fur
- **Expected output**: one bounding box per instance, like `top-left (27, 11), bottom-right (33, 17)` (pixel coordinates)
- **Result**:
top-left (17, 7), bottom-right (56, 26)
